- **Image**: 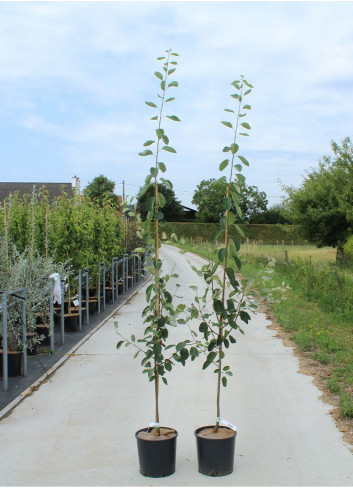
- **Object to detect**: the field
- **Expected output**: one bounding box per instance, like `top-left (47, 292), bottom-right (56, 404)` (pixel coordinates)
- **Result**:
top-left (172, 239), bottom-right (353, 443)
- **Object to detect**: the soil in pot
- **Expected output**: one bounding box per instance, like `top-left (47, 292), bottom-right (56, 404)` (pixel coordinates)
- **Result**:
top-left (195, 425), bottom-right (236, 477)
top-left (0, 350), bottom-right (22, 377)
top-left (136, 427), bottom-right (178, 478)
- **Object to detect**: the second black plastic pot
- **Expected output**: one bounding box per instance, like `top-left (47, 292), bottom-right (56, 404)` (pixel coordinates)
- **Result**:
top-left (135, 427), bottom-right (178, 478)
top-left (195, 425), bottom-right (236, 477)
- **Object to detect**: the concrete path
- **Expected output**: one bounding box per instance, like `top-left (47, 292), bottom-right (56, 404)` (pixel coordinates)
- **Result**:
top-left (0, 244), bottom-right (353, 486)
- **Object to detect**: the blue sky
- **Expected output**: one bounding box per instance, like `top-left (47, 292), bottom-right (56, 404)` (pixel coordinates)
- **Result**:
top-left (1, 1), bottom-right (353, 209)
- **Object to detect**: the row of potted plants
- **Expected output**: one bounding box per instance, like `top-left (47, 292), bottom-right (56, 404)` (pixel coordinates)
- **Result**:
top-left (115, 49), bottom-right (258, 478)
top-left (0, 238), bottom-right (144, 383)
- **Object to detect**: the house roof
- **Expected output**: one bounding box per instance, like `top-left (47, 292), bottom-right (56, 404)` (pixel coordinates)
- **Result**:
top-left (0, 182), bottom-right (74, 203)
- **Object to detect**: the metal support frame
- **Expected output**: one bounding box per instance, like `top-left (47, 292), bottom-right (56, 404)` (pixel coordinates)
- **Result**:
top-left (60, 279), bottom-right (65, 345)
top-left (82, 268), bottom-right (89, 325)
top-left (1, 288), bottom-right (27, 391)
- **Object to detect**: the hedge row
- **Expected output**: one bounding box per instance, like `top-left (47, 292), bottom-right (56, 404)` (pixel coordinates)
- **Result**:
top-left (161, 222), bottom-right (305, 245)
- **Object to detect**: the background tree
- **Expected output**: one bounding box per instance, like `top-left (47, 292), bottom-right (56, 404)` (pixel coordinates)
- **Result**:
top-left (136, 183), bottom-right (184, 221)
top-left (255, 203), bottom-right (288, 224)
top-left (83, 174), bottom-right (120, 207)
top-left (282, 137), bottom-right (353, 251)
top-left (192, 177), bottom-right (268, 223)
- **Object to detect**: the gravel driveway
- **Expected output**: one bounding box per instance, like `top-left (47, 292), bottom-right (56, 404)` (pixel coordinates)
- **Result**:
top-left (0, 244), bottom-right (352, 486)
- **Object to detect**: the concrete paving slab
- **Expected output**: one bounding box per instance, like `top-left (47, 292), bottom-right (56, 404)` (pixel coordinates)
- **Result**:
top-left (0, 244), bottom-right (352, 486)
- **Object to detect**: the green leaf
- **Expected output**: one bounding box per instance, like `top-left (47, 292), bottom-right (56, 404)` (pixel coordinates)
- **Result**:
top-left (165, 97), bottom-right (175, 103)
top-left (242, 104), bottom-right (251, 110)
top-left (207, 351), bottom-right (217, 363)
top-left (160, 178), bottom-right (173, 189)
top-left (171, 52), bottom-right (179, 56)
top-left (150, 167), bottom-right (158, 178)
top-left (219, 159), bottom-right (229, 171)
top-left (154, 71), bottom-right (163, 80)
top-left (244, 89), bottom-right (252, 96)
top-left (162, 146), bottom-right (176, 153)
top-left (161, 80), bottom-right (165, 90)
top-left (154, 211), bottom-right (164, 220)
top-left (218, 247), bottom-right (226, 262)
top-left (168, 68), bottom-right (176, 75)
top-left (158, 162), bottom-right (166, 172)
top-left (166, 115), bottom-right (181, 122)
top-left (230, 232), bottom-right (241, 252)
top-left (222, 376), bottom-right (227, 387)
top-left (223, 196), bottom-right (232, 211)
top-left (176, 341), bottom-right (186, 352)
top-left (162, 377), bottom-right (168, 385)
top-left (223, 146), bottom-right (231, 153)
top-left (226, 267), bottom-right (239, 288)
top-left (157, 56), bottom-right (166, 60)
top-left (116, 340), bottom-right (124, 350)
top-left (241, 122), bottom-right (251, 130)
top-left (159, 193), bottom-right (166, 207)
top-left (224, 109), bottom-right (234, 113)
top-left (143, 140), bottom-right (155, 147)
top-left (131, 335), bottom-right (136, 342)
top-left (145, 101), bottom-right (157, 108)
top-left (228, 211), bottom-right (236, 225)
top-left (238, 155), bottom-right (250, 166)
top-left (139, 149), bottom-right (153, 157)
top-left (233, 253), bottom-right (242, 270)
top-left (150, 115), bottom-right (158, 121)
top-left (211, 228), bottom-right (223, 243)
top-left (168, 81), bottom-right (178, 87)
top-left (156, 129), bottom-right (164, 139)
top-left (221, 121), bottom-right (233, 129)
top-left (230, 143), bottom-right (239, 154)
top-left (162, 134), bottom-right (169, 145)
top-left (213, 299), bottom-right (225, 315)
top-left (234, 223), bottom-right (245, 238)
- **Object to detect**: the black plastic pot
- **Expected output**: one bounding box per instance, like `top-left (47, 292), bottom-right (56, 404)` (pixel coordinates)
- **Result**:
top-left (135, 427), bottom-right (178, 478)
top-left (195, 425), bottom-right (236, 477)
top-left (0, 350), bottom-right (22, 377)
top-left (64, 313), bottom-right (79, 331)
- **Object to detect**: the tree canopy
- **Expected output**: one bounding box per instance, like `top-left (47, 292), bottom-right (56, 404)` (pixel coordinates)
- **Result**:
top-left (83, 174), bottom-right (119, 207)
top-left (282, 137), bottom-right (353, 249)
top-left (136, 183), bottom-right (184, 222)
top-left (192, 177), bottom-right (268, 223)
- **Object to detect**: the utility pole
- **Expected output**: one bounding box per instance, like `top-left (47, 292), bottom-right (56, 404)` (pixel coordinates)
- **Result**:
top-left (122, 180), bottom-right (125, 201)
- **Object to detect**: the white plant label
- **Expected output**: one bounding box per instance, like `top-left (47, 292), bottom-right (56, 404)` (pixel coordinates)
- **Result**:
top-left (216, 417), bottom-right (237, 432)
top-left (73, 300), bottom-right (79, 306)
top-left (149, 422), bottom-right (160, 428)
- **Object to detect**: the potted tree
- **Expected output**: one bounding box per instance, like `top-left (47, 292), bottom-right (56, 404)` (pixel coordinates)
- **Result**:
top-left (115, 49), bottom-right (194, 478)
top-left (187, 76), bottom-right (256, 476)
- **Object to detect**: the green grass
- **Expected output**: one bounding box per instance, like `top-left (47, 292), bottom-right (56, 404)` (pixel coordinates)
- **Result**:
top-left (171, 238), bottom-right (353, 419)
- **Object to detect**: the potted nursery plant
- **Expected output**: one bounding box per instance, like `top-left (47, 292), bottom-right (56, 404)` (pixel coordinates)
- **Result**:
top-left (115, 49), bottom-right (194, 478)
top-left (186, 76), bottom-right (256, 477)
